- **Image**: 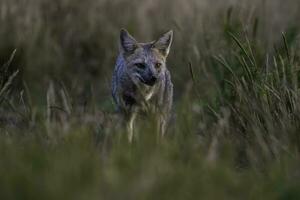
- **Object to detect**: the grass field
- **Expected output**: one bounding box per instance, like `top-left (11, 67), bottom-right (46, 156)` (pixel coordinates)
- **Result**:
top-left (1, 0), bottom-right (300, 199)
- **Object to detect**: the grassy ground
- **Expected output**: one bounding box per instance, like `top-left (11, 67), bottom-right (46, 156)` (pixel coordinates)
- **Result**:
top-left (1, 0), bottom-right (300, 199)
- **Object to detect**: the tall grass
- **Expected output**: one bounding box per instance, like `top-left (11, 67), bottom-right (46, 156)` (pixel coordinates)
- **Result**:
top-left (0, 0), bottom-right (300, 199)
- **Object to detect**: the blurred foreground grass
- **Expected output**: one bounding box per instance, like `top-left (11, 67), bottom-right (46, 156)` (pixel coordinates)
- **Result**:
top-left (1, 0), bottom-right (300, 199)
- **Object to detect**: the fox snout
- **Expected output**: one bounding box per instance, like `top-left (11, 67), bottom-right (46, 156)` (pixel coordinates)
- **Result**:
top-left (145, 74), bottom-right (158, 86)
top-left (139, 73), bottom-right (158, 86)
top-left (149, 75), bottom-right (157, 84)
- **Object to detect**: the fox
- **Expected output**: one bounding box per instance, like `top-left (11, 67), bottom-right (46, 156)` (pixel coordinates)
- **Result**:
top-left (111, 29), bottom-right (174, 142)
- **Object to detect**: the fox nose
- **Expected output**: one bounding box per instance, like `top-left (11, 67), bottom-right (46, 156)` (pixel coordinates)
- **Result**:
top-left (145, 75), bottom-right (157, 86)
top-left (150, 76), bottom-right (157, 83)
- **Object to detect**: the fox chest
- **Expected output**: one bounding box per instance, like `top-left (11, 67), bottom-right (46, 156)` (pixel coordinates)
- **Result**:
top-left (141, 85), bottom-right (156, 100)
top-left (121, 84), bottom-right (158, 107)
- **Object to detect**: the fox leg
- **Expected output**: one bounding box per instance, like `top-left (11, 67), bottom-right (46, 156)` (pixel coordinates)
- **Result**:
top-left (157, 115), bottom-right (167, 139)
top-left (127, 113), bottom-right (136, 143)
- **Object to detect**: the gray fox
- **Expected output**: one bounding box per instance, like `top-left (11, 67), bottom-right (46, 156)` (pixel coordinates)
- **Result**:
top-left (111, 29), bottom-right (173, 142)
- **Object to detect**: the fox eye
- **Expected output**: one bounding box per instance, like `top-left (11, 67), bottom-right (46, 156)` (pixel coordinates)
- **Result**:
top-left (135, 63), bottom-right (146, 69)
top-left (155, 63), bottom-right (162, 69)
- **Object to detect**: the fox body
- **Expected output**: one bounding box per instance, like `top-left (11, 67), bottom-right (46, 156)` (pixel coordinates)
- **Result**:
top-left (111, 29), bottom-right (173, 142)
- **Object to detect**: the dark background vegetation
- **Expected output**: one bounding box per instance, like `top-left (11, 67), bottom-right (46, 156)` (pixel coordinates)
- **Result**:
top-left (1, 0), bottom-right (300, 199)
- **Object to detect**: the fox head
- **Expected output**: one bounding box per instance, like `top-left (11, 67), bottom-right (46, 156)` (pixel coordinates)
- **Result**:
top-left (119, 29), bottom-right (173, 86)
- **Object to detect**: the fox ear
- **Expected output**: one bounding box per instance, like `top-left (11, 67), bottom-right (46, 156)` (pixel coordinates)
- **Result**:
top-left (152, 30), bottom-right (173, 57)
top-left (120, 29), bottom-right (138, 54)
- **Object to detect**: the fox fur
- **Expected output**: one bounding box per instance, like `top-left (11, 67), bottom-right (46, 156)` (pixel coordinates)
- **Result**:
top-left (111, 29), bottom-right (173, 142)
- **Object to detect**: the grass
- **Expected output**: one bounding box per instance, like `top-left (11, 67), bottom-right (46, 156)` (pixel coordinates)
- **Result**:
top-left (1, 0), bottom-right (300, 199)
